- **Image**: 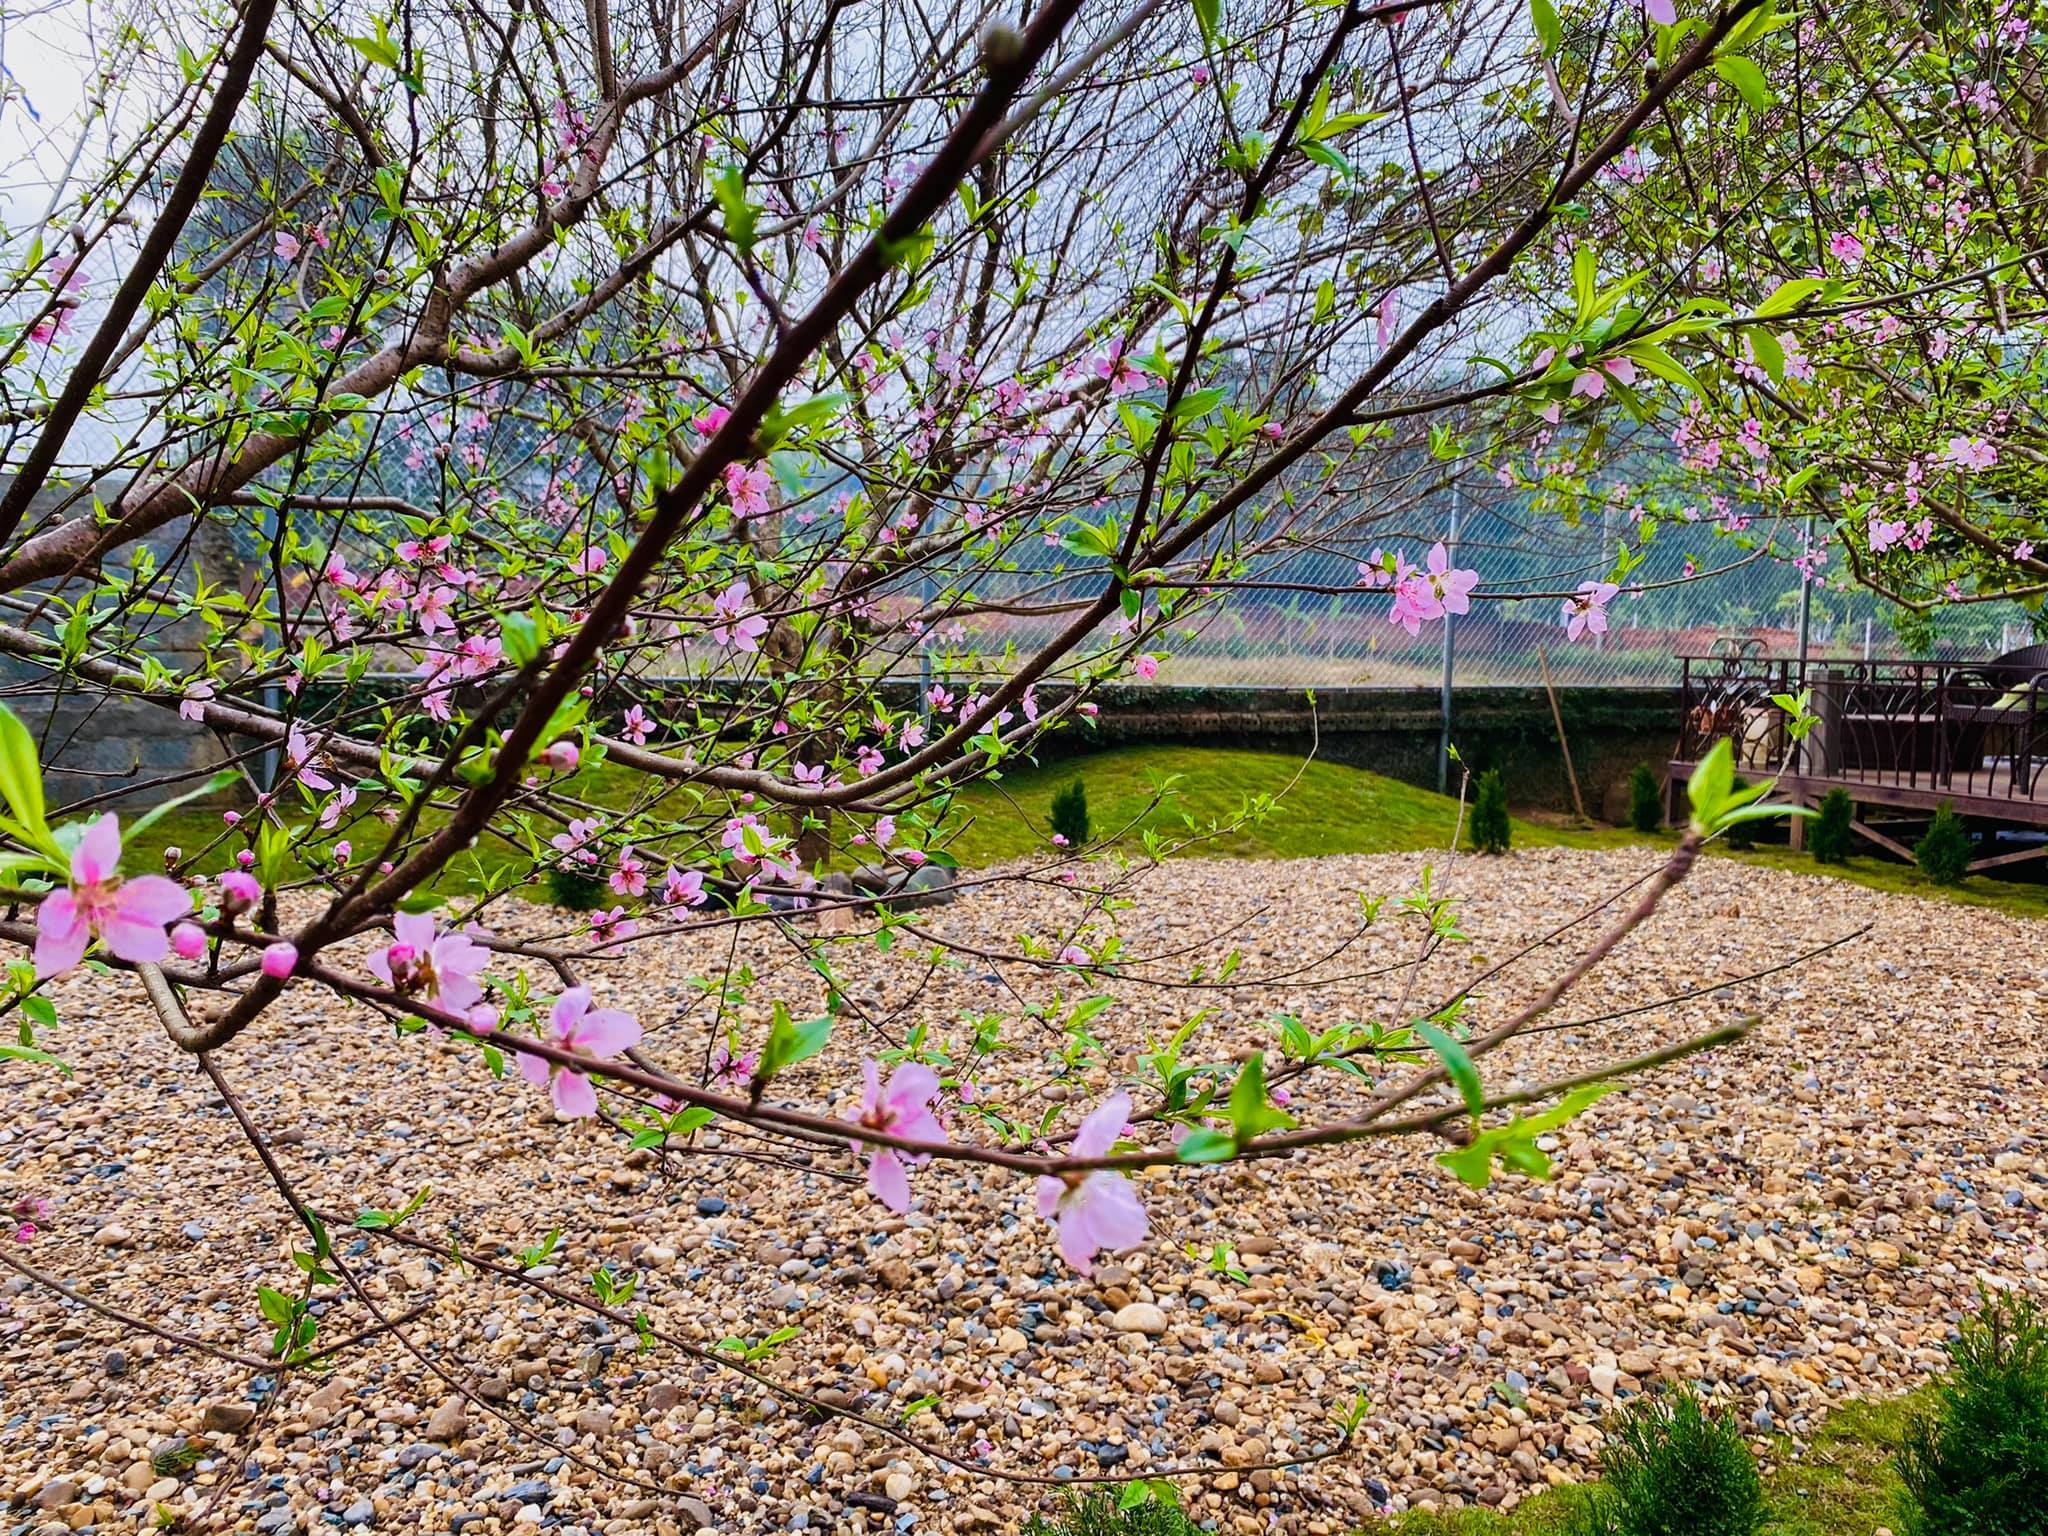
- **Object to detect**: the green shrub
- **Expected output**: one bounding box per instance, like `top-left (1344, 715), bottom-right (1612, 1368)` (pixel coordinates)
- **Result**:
top-left (1049, 778), bottom-right (1090, 847)
top-left (1914, 800), bottom-right (1972, 885)
top-left (545, 867), bottom-right (611, 909)
top-left (1574, 1387), bottom-right (1766, 1536)
top-left (1469, 768), bottom-right (1510, 854)
top-left (1810, 787), bottom-right (1854, 865)
top-left (1896, 1290), bottom-right (2048, 1536)
top-left (1024, 1489), bottom-right (1198, 1536)
top-left (1626, 764), bottom-right (1662, 833)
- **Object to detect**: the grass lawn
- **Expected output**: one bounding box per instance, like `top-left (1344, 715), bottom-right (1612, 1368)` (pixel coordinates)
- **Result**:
top-left (1359, 1391), bottom-right (1918, 1535)
top-left (105, 743), bottom-right (2048, 922)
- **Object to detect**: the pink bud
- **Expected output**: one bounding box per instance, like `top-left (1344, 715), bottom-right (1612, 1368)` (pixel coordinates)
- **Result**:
top-left (220, 871), bottom-right (262, 912)
top-left (260, 942), bottom-right (299, 979)
top-left (171, 923), bottom-right (207, 961)
top-left (542, 740), bottom-right (580, 773)
top-left (235, 849), bottom-right (255, 869)
top-left (468, 1004), bottom-right (499, 1033)
top-left (222, 810), bottom-right (241, 826)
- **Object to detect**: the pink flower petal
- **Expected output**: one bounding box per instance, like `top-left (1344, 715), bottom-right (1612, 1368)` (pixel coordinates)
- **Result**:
top-left (551, 1067), bottom-right (598, 1118)
top-left (867, 1149), bottom-right (912, 1213)
top-left (73, 814), bottom-right (121, 887)
top-left (33, 891), bottom-right (86, 978)
top-left (570, 1005), bottom-right (640, 1058)
top-left (1071, 1092), bottom-right (1131, 1159)
top-left (517, 1051), bottom-right (553, 1089)
top-left (113, 875), bottom-right (191, 927)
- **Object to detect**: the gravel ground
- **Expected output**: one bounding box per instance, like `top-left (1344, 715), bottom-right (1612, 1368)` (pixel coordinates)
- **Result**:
top-left (2, 845), bottom-right (2044, 1535)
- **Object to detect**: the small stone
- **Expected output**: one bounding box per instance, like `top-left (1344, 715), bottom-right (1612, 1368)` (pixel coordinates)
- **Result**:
top-left (884, 1471), bottom-right (914, 1502)
top-left (200, 1402), bottom-right (256, 1433)
top-left (101, 1349), bottom-right (127, 1378)
top-left (995, 1327), bottom-right (1029, 1355)
top-left (339, 1497), bottom-right (375, 1526)
top-left (31, 1481), bottom-right (78, 1510)
top-left (425, 1398), bottom-right (468, 1443)
top-left (1111, 1302), bottom-right (1168, 1335)
top-left (697, 1197), bottom-right (728, 1217)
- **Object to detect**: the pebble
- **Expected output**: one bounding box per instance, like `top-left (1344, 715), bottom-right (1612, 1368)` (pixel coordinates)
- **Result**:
top-left (0, 852), bottom-right (2040, 1531)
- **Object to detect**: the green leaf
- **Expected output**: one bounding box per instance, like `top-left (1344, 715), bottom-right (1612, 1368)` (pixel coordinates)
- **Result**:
top-left (344, 17), bottom-right (402, 70)
top-left (757, 1004), bottom-right (831, 1081)
top-left (0, 704), bottom-right (47, 835)
top-left (1415, 1019), bottom-right (1484, 1121)
top-left (1713, 55), bottom-right (1773, 111)
top-left (1531, 0), bottom-right (1562, 56)
top-left (126, 768), bottom-right (242, 843)
top-left (1436, 1084), bottom-right (1617, 1190)
top-left (1168, 386), bottom-right (1227, 423)
top-left (1226, 1051), bottom-right (1296, 1142)
top-left (1175, 1128), bottom-right (1237, 1164)
top-left (1746, 327), bottom-right (1786, 385)
top-left (1755, 277), bottom-right (1829, 317)
top-left (759, 391), bottom-right (849, 450)
top-left (0, 1041), bottom-right (69, 1074)
top-left (710, 165), bottom-right (759, 253)
top-left (1191, 0), bottom-right (1222, 47)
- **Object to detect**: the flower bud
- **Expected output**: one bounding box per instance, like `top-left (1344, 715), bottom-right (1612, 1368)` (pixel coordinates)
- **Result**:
top-left (261, 942), bottom-right (299, 979)
top-left (171, 923), bottom-right (208, 961)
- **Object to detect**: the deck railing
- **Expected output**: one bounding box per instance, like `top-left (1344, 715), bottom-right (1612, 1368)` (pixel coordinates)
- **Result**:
top-left (1676, 652), bottom-right (2048, 805)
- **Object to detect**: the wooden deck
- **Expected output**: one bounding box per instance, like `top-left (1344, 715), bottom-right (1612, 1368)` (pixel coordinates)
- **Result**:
top-left (1669, 651), bottom-right (2048, 871)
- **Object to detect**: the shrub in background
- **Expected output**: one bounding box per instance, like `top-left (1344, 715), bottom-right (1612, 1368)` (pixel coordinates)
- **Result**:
top-left (1049, 779), bottom-right (1090, 847)
top-left (1025, 1490), bottom-right (1198, 1536)
top-left (1914, 800), bottom-right (1971, 885)
top-left (1568, 1387), bottom-right (1767, 1536)
top-left (1469, 768), bottom-right (1510, 854)
top-left (545, 867), bottom-right (611, 910)
top-left (1897, 1289), bottom-right (2048, 1536)
top-left (1627, 763), bottom-right (1663, 833)
top-left (1809, 787), bottom-right (1854, 865)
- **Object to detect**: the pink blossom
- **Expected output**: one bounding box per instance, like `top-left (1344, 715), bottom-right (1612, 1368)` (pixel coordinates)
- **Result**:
top-left (1132, 653), bottom-right (1160, 681)
top-left (1562, 580), bottom-right (1619, 641)
top-left (317, 787), bottom-right (357, 831)
top-left (692, 405), bottom-right (732, 437)
top-left (1945, 435), bottom-right (1997, 471)
top-left (1642, 0), bottom-right (1675, 22)
top-left (1036, 1093), bottom-right (1148, 1275)
top-left (219, 870), bottom-right (262, 912)
top-left (179, 682), bottom-right (214, 722)
top-left (725, 462), bottom-right (773, 517)
top-left (621, 705), bottom-right (652, 744)
top-left (366, 911), bottom-right (487, 1014)
top-left (848, 1060), bottom-right (947, 1212)
top-left (171, 922), bottom-right (208, 961)
top-left (274, 230), bottom-right (301, 262)
top-left (34, 816), bottom-right (190, 977)
top-left (1377, 290), bottom-right (1399, 348)
top-left (1828, 229), bottom-right (1865, 267)
top-left (708, 580), bottom-right (769, 651)
top-left (542, 740), bottom-right (580, 774)
top-left (520, 986), bottom-right (642, 1118)
top-left (663, 866), bottom-right (706, 907)
top-left (285, 729), bottom-right (334, 792)
top-left (261, 942), bottom-right (299, 979)
top-left (1868, 517), bottom-right (1907, 553)
top-left (1057, 943), bottom-right (1089, 965)
top-left (577, 545), bottom-right (608, 574)
top-left (610, 846), bottom-right (647, 898)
